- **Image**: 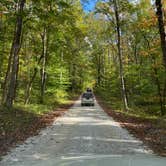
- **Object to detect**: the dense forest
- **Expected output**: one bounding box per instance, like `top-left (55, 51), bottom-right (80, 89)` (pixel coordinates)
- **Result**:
top-left (0, 0), bottom-right (166, 117)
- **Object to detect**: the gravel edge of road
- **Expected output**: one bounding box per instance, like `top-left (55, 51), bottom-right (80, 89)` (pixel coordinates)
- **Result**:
top-left (96, 96), bottom-right (166, 157)
top-left (0, 96), bottom-right (79, 159)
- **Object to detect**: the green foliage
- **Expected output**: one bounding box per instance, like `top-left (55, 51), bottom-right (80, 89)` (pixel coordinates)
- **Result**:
top-left (0, 0), bottom-right (93, 109)
top-left (93, 0), bottom-right (166, 115)
top-left (0, 0), bottom-right (166, 116)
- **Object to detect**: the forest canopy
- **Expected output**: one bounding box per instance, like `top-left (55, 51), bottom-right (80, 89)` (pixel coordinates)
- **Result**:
top-left (0, 0), bottom-right (166, 116)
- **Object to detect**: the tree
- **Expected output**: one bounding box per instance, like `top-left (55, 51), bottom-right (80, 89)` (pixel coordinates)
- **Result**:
top-left (155, 0), bottom-right (166, 115)
top-left (95, 0), bottom-right (130, 110)
top-left (3, 0), bottom-right (26, 107)
top-left (112, 0), bottom-right (129, 110)
top-left (155, 0), bottom-right (166, 69)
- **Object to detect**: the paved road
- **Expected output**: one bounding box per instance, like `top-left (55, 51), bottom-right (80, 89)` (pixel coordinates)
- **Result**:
top-left (1, 98), bottom-right (166, 166)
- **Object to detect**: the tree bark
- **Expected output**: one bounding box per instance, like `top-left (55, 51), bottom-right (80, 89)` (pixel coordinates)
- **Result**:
top-left (0, 15), bottom-right (6, 93)
top-left (24, 53), bottom-right (44, 104)
top-left (60, 51), bottom-right (64, 84)
top-left (97, 53), bottom-right (101, 86)
top-left (4, 0), bottom-right (26, 107)
top-left (2, 40), bottom-right (15, 104)
top-left (40, 27), bottom-right (48, 103)
top-left (112, 0), bottom-right (129, 110)
top-left (155, 0), bottom-right (166, 69)
top-left (24, 68), bottom-right (37, 105)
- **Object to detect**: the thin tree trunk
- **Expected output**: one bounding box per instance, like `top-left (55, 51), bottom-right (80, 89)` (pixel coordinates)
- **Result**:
top-left (24, 27), bottom-right (49, 105)
top-left (24, 54), bottom-right (43, 104)
top-left (73, 64), bottom-right (76, 91)
top-left (4, 0), bottom-right (26, 107)
top-left (24, 68), bottom-right (37, 105)
top-left (97, 53), bottom-right (101, 86)
top-left (40, 27), bottom-right (48, 103)
top-left (134, 42), bottom-right (138, 64)
top-left (153, 66), bottom-right (164, 115)
top-left (113, 0), bottom-right (129, 110)
top-left (60, 51), bottom-right (64, 84)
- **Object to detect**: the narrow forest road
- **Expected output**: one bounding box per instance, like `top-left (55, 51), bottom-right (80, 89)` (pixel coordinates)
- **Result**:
top-left (1, 98), bottom-right (166, 166)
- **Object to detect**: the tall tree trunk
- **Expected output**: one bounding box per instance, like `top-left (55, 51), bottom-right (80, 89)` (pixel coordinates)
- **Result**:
top-left (2, 16), bottom-right (17, 104)
top-left (71, 64), bottom-right (76, 92)
top-left (2, 41), bottom-right (15, 104)
top-left (60, 51), bottom-right (64, 84)
top-left (0, 15), bottom-right (6, 91)
top-left (113, 0), bottom-right (129, 110)
top-left (4, 0), bottom-right (26, 107)
top-left (97, 54), bottom-right (101, 86)
top-left (40, 27), bottom-right (47, 103)
top-left (156, 0), bottom-right (166, 69)
top-left (156, 1), bottom-right (166, 112)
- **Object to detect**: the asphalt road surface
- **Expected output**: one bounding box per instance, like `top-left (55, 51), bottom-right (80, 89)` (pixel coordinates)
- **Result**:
top-left (1, 98), bottom-right (166, 166)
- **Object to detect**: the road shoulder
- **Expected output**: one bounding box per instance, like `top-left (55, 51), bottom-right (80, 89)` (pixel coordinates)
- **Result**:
top-left (96, 96), bottom-right (166, 157)
top-left (0, 95), bottom-right (79, 158)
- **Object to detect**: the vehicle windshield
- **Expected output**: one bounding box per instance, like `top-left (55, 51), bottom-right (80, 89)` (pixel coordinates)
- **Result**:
top-left (82, 93), bottom-right (93, 98)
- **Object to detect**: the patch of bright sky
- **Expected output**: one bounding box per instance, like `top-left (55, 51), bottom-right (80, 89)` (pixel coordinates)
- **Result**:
top-left (80, 0), bottom-right (141, 12)
top-left (81, 0), bottom-right (98, 12)
top-left (81, 0), bottom-right (154, 12)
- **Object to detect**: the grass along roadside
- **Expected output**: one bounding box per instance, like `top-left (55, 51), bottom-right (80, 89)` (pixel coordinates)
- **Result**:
top-left (96, 95), bottom-right (166, 157)
top-left (0, 93), bottom-right (79, 158)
